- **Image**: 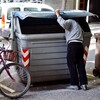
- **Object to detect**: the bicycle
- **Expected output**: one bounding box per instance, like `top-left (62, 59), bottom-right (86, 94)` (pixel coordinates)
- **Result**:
top-left (0, 38), bottom-right (31, 99)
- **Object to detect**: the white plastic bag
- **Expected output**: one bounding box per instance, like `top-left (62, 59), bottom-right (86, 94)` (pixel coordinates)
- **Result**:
top-left (0, 28), bottom-right (10, 38)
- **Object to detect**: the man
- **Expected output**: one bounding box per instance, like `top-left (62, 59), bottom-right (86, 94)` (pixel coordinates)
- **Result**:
top-left (55, 9), bottom-right (88, 90)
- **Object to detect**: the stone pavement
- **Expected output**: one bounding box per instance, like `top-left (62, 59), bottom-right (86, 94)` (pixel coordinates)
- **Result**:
top-left (0, 23), bottom-right (100, 100)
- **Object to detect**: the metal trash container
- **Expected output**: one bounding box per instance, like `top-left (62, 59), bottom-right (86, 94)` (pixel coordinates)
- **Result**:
top-left (93, 33), bottom-right (100, 77)
top-left (11, 11), bottom-right (93, 83)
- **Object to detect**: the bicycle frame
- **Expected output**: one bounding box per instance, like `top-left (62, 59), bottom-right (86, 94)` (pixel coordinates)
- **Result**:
top-left (0, 45), bottom-right (15, 81)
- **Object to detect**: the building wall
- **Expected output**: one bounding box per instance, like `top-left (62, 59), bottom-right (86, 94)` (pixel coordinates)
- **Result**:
top-left (89, 0), bottom-right (100, 22)
top-left (66, 0), bottom-right (75, 10)
top-left (44, 0), bottom-right (75, 10)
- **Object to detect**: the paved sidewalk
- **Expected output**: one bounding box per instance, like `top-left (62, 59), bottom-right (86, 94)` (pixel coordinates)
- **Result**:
top-left (0, 76), bottom-right (100, 100)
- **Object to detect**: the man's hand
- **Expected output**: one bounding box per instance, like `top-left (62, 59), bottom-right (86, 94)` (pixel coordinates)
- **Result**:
top-left (55, 9), bottom-right (60, 17)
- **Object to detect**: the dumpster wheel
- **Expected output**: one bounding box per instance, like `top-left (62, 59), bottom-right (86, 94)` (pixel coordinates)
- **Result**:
top-left (93, 68), bottom-right (99, 77)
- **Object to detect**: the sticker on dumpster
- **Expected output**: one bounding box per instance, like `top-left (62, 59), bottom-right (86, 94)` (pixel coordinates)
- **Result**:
top-left (21, 48), bottom-right (30, 67)
top-left (84, 46), bottom-right (89, 63)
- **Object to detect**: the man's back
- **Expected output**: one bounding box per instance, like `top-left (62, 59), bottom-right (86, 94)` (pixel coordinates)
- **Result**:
top-left (57, 16), bottom-right (83, 43)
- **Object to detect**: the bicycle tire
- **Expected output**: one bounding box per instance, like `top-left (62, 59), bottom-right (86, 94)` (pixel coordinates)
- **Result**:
top-left (0, 63), bottom-right (31, 99)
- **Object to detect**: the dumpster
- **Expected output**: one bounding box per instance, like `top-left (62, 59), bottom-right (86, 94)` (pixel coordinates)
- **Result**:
top-left (11, 11), bottom-right (93, 83)
top-left (93, 33), bottom-right (100, 77)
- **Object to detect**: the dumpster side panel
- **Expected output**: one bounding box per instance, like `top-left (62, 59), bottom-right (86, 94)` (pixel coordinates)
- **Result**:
top-left (83, 32), bottom-right (92, 47)
top-left (16, 36), bottom-right (70, 82)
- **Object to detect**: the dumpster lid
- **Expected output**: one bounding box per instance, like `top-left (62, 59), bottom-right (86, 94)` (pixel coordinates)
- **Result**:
top-left (13, 10), bottom-right (95, 20)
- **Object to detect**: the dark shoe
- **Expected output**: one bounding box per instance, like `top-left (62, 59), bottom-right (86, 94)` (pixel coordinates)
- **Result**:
top-left (80, 85), bottom-right (88, 91)
top-left (67, 85), bottom-right (80, 90)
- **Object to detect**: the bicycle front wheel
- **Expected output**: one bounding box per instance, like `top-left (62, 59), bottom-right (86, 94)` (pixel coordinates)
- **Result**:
top-left (0, 63), bottom-right (31, 99)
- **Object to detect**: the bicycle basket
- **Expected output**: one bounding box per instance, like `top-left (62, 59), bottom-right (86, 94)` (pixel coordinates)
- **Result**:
top-left (3, 50), bottom-right (17, 62)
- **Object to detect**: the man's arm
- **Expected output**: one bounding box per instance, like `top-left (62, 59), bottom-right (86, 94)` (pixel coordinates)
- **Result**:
top-left (55, 9), bottom-right (71, 30)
